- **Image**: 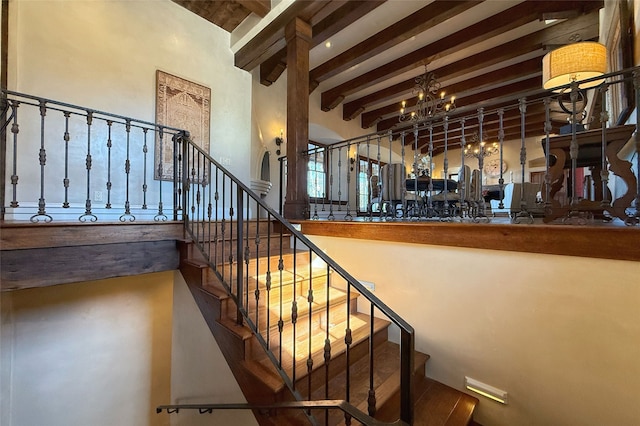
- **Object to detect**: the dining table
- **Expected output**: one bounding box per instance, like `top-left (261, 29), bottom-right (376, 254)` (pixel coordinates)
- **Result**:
top-left (405, 177), bottom-right (458, 193)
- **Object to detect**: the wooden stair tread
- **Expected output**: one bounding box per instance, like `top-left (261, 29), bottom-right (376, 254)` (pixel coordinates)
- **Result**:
top-left (245, 313), bottom-right (390, 394)
top-left (179, 238), bottom-right (479, 425)
top-left (413, 378), bottom-right (479, 426)
top-left (232, 286), bottom-right (359, 334)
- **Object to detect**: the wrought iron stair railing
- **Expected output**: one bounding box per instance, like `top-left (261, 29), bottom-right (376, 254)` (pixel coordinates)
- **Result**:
top-left (178, 133), bottom-right (416, 425)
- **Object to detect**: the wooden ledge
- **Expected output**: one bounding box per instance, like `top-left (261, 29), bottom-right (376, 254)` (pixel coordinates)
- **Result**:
top-left (294, 220), bottom-right (640, 262)
top-left (0, 221), bottom-right (184, 250)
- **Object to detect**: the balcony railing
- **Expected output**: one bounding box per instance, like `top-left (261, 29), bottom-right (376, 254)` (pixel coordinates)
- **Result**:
top-left (1, 90), bottom-right (186, 223)
top-left (1, 90), bottom-right (416, 425)
top-left (298, 68), bottom-right (640, 226)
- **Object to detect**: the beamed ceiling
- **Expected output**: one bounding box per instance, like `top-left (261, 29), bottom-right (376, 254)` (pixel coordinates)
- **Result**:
top-left (174, 0), bottom-right (606, 153)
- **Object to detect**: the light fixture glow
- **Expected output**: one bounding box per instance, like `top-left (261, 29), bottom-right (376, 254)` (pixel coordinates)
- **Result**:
top-left (464, 376), bottom-right (508, 404)
top-left (542, 41), bottom-right (607, 92)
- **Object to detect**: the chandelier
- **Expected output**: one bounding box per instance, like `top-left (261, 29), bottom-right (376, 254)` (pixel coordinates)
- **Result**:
top-left (463, 132), bottom-right (499, 159)
top-left (399, 65), bottom-right (455, 122)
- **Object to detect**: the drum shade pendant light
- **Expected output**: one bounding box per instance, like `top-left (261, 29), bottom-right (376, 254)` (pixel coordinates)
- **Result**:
top-left (542, 41), bottom-right (607, 92)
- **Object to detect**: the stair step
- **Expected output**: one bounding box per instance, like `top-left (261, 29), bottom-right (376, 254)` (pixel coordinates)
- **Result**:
top-left (179, 239), bottom-right (479, 425)
top-left (307, 341), bottom-right (428, 425)
top-left (244, 313), bottom-right (390, 395)
top-left (229, 285), bottom-right (360, 338)
top-left (413, 378), bottom-right (479, 426)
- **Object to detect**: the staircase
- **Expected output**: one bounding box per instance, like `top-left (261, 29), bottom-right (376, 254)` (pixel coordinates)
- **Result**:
top-left (178, 219), bottom-right (479, 425)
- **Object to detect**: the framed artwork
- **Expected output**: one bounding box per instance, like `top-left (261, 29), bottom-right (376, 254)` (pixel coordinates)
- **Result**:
top-left (154, 70), bottom-right (211, 180)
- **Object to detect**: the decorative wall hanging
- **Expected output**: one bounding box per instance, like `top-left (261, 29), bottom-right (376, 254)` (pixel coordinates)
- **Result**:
top-left (154, 70), bottom-right (211, 181)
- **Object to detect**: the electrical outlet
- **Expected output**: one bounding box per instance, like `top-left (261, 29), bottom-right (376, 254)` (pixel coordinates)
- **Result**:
top-left (94, 191), bottom-right (103, 202)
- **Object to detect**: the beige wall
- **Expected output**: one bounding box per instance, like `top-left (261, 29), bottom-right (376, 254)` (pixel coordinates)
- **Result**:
top-left (170, 272), bottom-right (257, 426)
top-left (8, 0), bottom-right (252, 188)
top-left (308, 235), bottom-right (640, 426)
top-left (0, 272), bottom-right (174, 426)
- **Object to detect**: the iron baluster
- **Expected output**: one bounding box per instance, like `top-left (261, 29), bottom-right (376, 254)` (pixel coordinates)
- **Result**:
top-left (221, 174), bottom-right (227, 281)
top-left (206, 161), bottom-right (213, 262)
top-left (236, 183), bottom-right (244, 327)
top-left (427, 124), bottom-right (435, 218)
top-left (323, 263), bottom-right (332, 409)
top-left (190, 145), bottom-right (197, 227)
top-left (600, 83), bottom-right (611, 210)
top-left (460, 118), bottom-right (467, 218)
top-left (31, 100), bottom-right (52, 222)
top-left (194, 149), bottom-right (201, 242)
top-left (291, 238), bottom-right (298, 388)
top-left (9, 100), bottom-right (19, 209)
top-left (344, 281), bottom-right (352, 426)
top-left (513, 98), bottom-right (534, 224)
top-left (327, 147), bottom-right (334, 220)
top-left (441, 115), bottom-right (451, 220)
top-left (254, 207), bottom-right (261, 328)
top-left (306, 247), bottom-right (314, 405)
top-left (106, 121), bottom-right (113, 210)
top-left (400, 132), bottom-right (406, 219)
top-left (229, 177), bottom-right (235, 311)
top-left (78, 110), bottom-right (96, 222)
top-left (312, 146), bottom-right (319, 219)
top-left (119, 119), bottom-right (134, 222)
top-left (345, 143), bottom-right (353, 221)
top-left (337, 146), bottom-right (342, 212)
top-left (473, 108), bottom-right (488, 223)
top-left (61, 111), bottom-right (71, 208)
top-left (498, 109), bottom-right (506, 210)
top-left (214, 166), bottom-right (219, 270)
top-left (244, 197), bottom-right (250, 313)
top-left (367, 302), bottom-right (376, 417)
top-left (543, 98), bottom-right (553, 216)
top-left (410, 126), bottom-right (419, 219)
top-left (277, 228), bottom-right (284, 368)
top-left (141, 128), bottom-right (148, 209)
top-left (154, 127), bottom-right (167, 220)
top-left (265, 211), bottom-right (272, 345)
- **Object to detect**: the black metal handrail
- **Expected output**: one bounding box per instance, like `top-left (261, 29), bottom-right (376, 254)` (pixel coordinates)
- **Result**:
top-left (157, 400), bottom-right (408, 425)
top-left (178, 135), bottom-right (416, 425)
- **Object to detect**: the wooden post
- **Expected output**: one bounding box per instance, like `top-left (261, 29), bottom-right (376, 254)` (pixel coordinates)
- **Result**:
top-left (283, 17), bottom-right (311, 220)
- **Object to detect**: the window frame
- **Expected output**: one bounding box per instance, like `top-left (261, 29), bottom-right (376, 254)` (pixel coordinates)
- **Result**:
top-left (307, 141), bottom-right (329, 202)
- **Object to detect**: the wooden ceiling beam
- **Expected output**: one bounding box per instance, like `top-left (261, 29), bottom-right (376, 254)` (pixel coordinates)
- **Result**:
top-left (310, 0), bottom-right (481, 87)
top-left (361, 60), bottom-right (544, 129)
top-left (259, 0), bottom-right (386, 87)
top-left (235, 0), bottom-right (270, 18)
top-left (321, 2), bottom-right (602, 112)
top-left (235, 1), bottom-right (327, 71)
top-left (348, 54), bottom-right (544, 123)
top-left (370, 10), bottom-right (601, 132)
top-left (321, 1), bottom-right (563, 112)
top-left (375, 76), bottom-right (546, 133)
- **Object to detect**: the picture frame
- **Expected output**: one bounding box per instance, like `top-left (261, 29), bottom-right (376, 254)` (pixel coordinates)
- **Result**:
top-left (154, 70), bottom-right (211, 181)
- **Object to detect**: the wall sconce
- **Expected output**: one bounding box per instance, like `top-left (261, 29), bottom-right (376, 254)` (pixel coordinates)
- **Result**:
top-left (350, 156), bottom-right (355, 171)
top-left (275, 129), bottom-right (284, 155)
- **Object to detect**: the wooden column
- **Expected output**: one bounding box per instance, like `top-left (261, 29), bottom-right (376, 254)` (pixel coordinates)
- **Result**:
top-left (283, 17), bottom-right (311, 220)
